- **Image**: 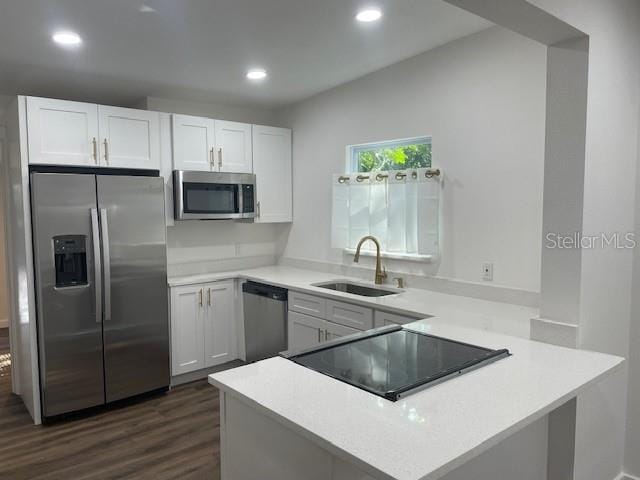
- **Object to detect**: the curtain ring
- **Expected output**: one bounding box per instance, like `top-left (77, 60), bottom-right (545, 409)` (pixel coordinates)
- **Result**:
top-left (338, 176), bottom-right (350, 184)
top-left (395, 172), bottom-right (407, 180)
top-left (356, 175), bottom-right (369, 182)
top-left (375, 173), bottom-right (388, 182)
top-left (425, 168), bottom-right (441, 178)
top-left (411, 171), bottom-right (418, 179)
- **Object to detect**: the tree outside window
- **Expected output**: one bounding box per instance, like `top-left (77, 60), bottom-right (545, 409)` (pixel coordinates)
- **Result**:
top-left (353, 138), bottom-right (432, 173)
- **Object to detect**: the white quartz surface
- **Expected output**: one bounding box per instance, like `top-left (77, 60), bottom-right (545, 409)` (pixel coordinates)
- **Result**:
top-left (209, 318), bottom-right (623, 480)
top-left (168, 266), bottom-right (537, 338)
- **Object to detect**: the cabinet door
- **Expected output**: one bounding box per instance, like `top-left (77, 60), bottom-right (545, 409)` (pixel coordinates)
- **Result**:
top-left (172, 114), bottom-right (215, 171)
top-left (26, 97), bottom-right (99, 166)
top-left (325, 321), bottom-right (359, 342)
top-left (325, 300), bottom-right (373, 330)
top-left (215, 120), bottom-right (252, 173)
top-left (170, 285), bottom-right (205, 375)
top-left (98, 106), bottom-right (160, 169)
top-left (204, 280), bottom-right (236, 367)
top-left (287, 311), bottom-right (325, 350)
top-left (252, 125), bottom-right (292, 223)
top-left (374, 310), bottom-right (422, 328)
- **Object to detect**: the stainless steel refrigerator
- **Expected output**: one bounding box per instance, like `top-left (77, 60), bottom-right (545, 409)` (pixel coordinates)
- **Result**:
top-left (31, 172), bottom-right (170, 418)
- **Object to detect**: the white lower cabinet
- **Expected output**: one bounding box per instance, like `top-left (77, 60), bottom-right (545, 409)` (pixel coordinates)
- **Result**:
top-left (170, 284), bottom-right (205, 375)
top-left (288, 311), bottom-right (358, 350)
top-left (374, 310), bottom-right (423, 328)
top-left (288, 311), bottom-right (326, 350)
top-left (325, 321), bottom-right (359, 341)
top-left (203, 281), bottom-right (237, 367)
top-left (170, 280), bottom-right (236, 376)
top-left (287, 290), bottom-right (422, 351)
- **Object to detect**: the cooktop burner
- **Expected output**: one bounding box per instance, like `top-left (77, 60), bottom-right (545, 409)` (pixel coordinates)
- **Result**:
top-left (281, 326), bottom-right (510, 401)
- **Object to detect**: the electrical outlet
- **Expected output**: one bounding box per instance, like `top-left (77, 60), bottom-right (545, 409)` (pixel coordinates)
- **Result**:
top-left (482, 262), bottom-right (493, 281)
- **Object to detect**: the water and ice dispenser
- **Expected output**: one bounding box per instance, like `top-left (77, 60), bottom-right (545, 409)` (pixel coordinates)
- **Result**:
top-left (53, 235), bottom-right (88, 288)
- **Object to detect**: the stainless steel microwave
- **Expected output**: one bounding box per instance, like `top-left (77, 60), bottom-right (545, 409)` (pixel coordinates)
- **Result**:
top-left (173, 170), bottom-right (256, 220)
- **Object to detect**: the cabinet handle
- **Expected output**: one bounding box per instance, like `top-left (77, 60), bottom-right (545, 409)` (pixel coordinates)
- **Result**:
top-left (103, 139), bottom-right (109, 164)
top-left (199, 289), bottom-right (203, 307)
top-left (257, 201), bottom-right (261, 219)
top-left (92, 137), bottom-right (98, 162)
top-left (207, 288), bottom-right (211, 306)
top-left (325, 329), bottom-right (330, 341)
top-left (218, 148), bottom-right (222, 169)
top-left (209, 148), bottom-right (214, 169)
top-left (317, 328), bottom-right (322, 342)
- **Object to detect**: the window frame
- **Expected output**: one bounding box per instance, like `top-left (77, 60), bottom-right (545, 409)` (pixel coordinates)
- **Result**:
top-left (346, 136), bottom-right (433, 173)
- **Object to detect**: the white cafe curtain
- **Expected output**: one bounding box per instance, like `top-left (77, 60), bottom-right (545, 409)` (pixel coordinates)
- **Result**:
top-left (331, 168), bottom-right (440, 256)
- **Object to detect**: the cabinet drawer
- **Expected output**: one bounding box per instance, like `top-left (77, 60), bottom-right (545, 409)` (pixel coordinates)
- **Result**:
top-left (325, 300), bottom-right (373, 330)
top-left (374, 310), bottom-right (423, 328)
top-left (289, 291), bottom-right (326, 318)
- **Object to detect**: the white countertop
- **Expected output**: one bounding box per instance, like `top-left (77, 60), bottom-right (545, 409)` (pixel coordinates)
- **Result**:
top-left (209, 318), bottom-right (624, 480)
top-left (169, 266), bottom-right (537, 338)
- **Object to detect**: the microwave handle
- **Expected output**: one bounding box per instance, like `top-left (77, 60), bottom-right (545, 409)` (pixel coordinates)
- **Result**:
top-left (257, 201), bottom-right (261, 219)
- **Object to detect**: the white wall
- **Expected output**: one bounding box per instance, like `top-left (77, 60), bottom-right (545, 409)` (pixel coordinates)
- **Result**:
top-left (275, 26), bottom-right (546, 293)
top-left (0, 127), bottom-right (8, 328)
top-left (0, 95), bottom-right (13, 328)
top-left (626, 83), bottom-right (640, 478)
top-left (510, 1), bottom-right (640, 478)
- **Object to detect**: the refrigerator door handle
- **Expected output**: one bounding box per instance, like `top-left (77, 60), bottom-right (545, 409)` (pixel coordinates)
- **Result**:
top-left (100, 208), bottom-right (112, 322)
top-left (90, 208), bottom-right (103, 323)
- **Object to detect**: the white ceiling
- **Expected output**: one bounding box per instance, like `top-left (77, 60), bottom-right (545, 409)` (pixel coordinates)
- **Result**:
top-left (0, 0), bottom-right (492, 108)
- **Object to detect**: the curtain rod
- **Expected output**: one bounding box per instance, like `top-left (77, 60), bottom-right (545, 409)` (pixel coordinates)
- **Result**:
top-left (337, 168), bottom-right (441, 183)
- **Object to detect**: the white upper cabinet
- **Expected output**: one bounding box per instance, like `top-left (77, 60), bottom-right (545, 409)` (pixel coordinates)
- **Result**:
top-left (98, 106), bottom-right (160, 170)
top-left (172, 116), bottom-right (252, 173)
top-left (215, 120), bottom-right (253, 173)
top-left (252, 125), bottom-right (293, 223)
top-left (26, 97), bottom-right (160, 170)
top-left (172, 114), bottom-right (216, 172)
top-left (26, 97), bottom-right (99, 166)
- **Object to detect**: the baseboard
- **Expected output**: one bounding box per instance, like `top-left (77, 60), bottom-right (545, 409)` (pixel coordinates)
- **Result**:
top-left (170, 359), bottom-right (245, 387)
top-left (0, 318), bottom-right (8, 329)
top-left (278, 256), bottom-right (540, 307)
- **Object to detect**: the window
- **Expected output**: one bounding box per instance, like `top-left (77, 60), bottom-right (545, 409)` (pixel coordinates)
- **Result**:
top-left (350, 137), bottom-right (432, 173)
top-left (333, 136), bottom-right (440, 262)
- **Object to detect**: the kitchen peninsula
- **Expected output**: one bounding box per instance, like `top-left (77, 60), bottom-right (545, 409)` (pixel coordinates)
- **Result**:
top-left (209, 316), bottom-right (622, 480)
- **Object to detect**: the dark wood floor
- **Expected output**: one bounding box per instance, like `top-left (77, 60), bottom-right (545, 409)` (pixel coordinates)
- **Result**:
top-left (0, 328), bottom-right (222, 480)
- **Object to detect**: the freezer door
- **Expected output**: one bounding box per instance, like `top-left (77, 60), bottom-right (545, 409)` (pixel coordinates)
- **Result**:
top-left (97, 175), bottom-right (170, 402)
top-left (31, 173), bottom-right (105, 417)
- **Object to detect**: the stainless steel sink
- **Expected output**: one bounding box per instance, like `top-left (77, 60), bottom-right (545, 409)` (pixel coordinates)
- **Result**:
top-left (313, 281), bottom-right (399, 297)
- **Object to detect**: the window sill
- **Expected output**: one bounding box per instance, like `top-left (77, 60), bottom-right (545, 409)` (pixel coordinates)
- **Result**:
top-left (343, 248), bottom-right (435, 263)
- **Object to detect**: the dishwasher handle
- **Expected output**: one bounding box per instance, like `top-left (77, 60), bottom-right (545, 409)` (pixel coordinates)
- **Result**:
top-left (242, 281), bottom-right (288, 301)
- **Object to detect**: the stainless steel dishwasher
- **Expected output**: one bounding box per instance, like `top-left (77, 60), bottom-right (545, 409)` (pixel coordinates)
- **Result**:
top-left (242, 281), bottom-right (288, 362)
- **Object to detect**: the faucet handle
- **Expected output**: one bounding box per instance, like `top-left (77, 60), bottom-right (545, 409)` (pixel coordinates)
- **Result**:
top-left (392, 277), bottom-right (405, 289)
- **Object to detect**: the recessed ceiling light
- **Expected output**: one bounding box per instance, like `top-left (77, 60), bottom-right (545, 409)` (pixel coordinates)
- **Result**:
top-left (139, 4), bottom-right (157, 13)
top-left (355, 8), bottom-right (382, 23)
top-left (52, 30), bottom-right (82, 46)
top-left (246, 69), bottom-right (267, 80)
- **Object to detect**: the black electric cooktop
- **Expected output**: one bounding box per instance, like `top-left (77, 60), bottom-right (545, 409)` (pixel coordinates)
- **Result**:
top-left (281, 326), bottom-right (510, 401)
